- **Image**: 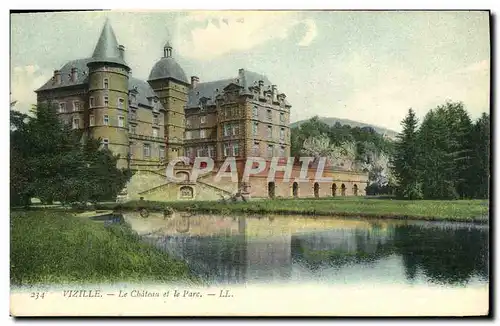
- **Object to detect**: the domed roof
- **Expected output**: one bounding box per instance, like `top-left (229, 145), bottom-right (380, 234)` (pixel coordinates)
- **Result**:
top-left (148, 42), bottom-right (188, 84)
top-left (148, 57), bottom-right (188, 84)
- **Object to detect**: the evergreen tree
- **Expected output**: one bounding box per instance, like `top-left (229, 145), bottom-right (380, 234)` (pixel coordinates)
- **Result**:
top-left (470, 113), bottom-right (490, 198)
top-left (391, 108), bottom-right (422, 199)
top-left (418, 108), bottom-right (456, 199)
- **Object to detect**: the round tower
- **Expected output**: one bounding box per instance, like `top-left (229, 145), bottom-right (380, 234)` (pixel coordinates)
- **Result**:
top-left (87, 19), bottom-right (130, 169)
top-left (148, 41), bottom-right (190, 162)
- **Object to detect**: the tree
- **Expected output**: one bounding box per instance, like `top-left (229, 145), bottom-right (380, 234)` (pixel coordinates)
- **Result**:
top-left (417, 102), bottom-right (475, 199)
top-left (10, 103), bottom-right (132, 206)
top-left (469, 113), bottom-right (490, 198)
top-left (391, 108), bottom-right (422, 199)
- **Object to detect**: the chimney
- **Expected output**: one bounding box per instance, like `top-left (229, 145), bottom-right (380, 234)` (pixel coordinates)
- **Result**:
top-left (258, 80), bottom-right (264, 98)
top-left (70, 67), bottom-right (78, 83)
top-left (271, 85), bottom-right (278, 103)
top-left (54, 70), bottom-right (61, 85)
top-left (191, 76), bottom-right (199, 89)
top-left (118, 45), bottom-right (125, 60)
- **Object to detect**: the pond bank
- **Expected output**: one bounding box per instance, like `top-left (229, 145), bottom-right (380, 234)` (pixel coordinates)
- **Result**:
top-left (95, 198), bottom-right (489, 224)
top-left (10, 211), bottom-right (199, 285)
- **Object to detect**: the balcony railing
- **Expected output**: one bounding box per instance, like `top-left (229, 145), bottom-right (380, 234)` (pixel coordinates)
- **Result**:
top-left (129, 133), bottom-right (164, 142)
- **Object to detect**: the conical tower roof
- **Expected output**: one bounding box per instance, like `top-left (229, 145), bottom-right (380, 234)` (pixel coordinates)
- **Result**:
top-left (90, 18), bottom-right (128, 67)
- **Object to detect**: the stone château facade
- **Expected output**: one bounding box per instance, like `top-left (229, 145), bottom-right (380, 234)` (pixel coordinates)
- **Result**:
top-left (35, 19), bottom-right (368, 201)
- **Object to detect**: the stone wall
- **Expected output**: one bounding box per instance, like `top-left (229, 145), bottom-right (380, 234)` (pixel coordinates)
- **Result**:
top-left (124, 162), bottom-right (368, 202)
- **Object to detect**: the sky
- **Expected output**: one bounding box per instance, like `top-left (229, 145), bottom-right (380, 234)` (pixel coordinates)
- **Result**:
top-left (10, 10), bottom-right (490, 132)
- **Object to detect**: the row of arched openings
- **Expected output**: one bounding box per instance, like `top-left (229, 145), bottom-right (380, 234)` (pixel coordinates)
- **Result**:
top-left (268, 182), bottom-right (358, 198)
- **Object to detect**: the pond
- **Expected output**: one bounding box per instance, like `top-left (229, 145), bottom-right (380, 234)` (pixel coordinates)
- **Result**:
top-left (123, 212), bottom-right (489, 288)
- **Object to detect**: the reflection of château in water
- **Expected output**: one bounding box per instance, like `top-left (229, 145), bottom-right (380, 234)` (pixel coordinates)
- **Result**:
top-left (146, 216), bottom-right (293, 284)
top-left (137, 213), bottom-right (488, 286)
top-left (292, 226), bottom-right (394, 253)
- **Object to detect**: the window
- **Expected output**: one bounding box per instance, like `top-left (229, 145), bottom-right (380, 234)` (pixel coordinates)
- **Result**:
top-left (104, 96), bottom-right (109, 107)
top-left (143, 144), bottom-right (151, 158)
top-left (186, 118), bottom-right (192, 128)
top-left (252, 142), bottom-right (260, 156)
top-left (196, 147), bottom-right (203, 157)
top-left (159, 146), bottom-right (165, 159)
top-left (103, 78), bottom-right (109, 89)
top-left (153, 99), bottom-right (159, 112)
top-left (200, 129), bottom-right (206, 138)
top-left (153, 115), bottom-right (159, 125)
top-left (59, 102), bottom-right (66, 113)
top-left (253, 122), bottom-right (258, 136)
top-left (200, 115), bottom-right (206, 124)
top-left (232, 143), bottom-right (240, 157)
top-left (73, 101), bottom-right (80, 112)
top-left (252, 106), bottom-right (258, 118)
top-left (280, 112), bottom-right (285, 122)
top-left (223, 143), bottom-right (230, 157)
top-left (103, 115), bottom-right (109, 126)
top-left (130, 110), bottom-right (137, 120)
top-left (180, 186), bottom-right (194, 198)
top-left (185, 131), bottom-right (192, 140)
top-left (118, 116), bottom-right (125, 127)
top-left (279, 146), bottom-right (285, 157)
top-left (102, 138), bottom-right (109, 150)
top-left (72, 118), bottom-right (79, 129)
top-left (118, 98), bottom-right (124, 110)
top-left (186, 147), bottom-right (193, 157)
top-left (280, 127), bottom-right (285, 140)
top-left (208, 145), bottom-right (215, 158)
top-left (89, 97), bottom-right (95, 108)
top-left (267, 125), bottom-right (272, 138)
top-left (232, 123), bottom-right (240, 136)
top-left (152, 128), bottom-right (158, 138)
top-left (267, 109), bottom-right (272, 121)
top-left (267, 144), bottom-right (273, 157)
top-left (89, 115), bottom-right (95, 127)
top-left (223, 124), bottom-right (231, 137)
top-left (129, 124), bottom-right (136, 134)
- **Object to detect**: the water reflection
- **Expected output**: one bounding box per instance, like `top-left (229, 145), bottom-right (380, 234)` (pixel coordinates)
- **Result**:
top-left (127, 213), bottom-right (488, 287)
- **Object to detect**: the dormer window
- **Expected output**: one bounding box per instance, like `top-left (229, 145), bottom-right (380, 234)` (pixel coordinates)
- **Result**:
top-left (153, 99), bottom-right (159, 112)
top-left (58, 102), bottom-right (66, 113)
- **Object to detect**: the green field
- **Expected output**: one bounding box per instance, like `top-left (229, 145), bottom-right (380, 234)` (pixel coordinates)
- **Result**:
top-left (10, 211), bottom-right (198, 286)
top-left (98, 197), bottom-right (489, 223)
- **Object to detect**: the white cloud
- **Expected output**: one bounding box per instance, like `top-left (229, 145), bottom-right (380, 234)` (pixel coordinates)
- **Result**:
top-left (176, 11), bottom-right (317, 60)
top-left (298, 19), bottom-right (317, 47)
top-left (10, 65), bottom-right (51, 113)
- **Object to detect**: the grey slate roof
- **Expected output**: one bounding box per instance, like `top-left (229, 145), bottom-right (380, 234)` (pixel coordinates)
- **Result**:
top-left (90, 18), bottom-right (128, 67)
top-left (35, 58), bottom-right (92, 92)
top-left (129, 77), bottom-right (158, 108)
top-left (148, 57), bottom-right (189, 84)
top-left (187, 70), bottom-right (273, 108)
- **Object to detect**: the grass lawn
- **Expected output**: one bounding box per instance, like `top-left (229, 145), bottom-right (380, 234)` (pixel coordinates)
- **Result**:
top-left (98, 197), bottom-right (489, 223)
top-left (10, 211), bottom-right (199, 286)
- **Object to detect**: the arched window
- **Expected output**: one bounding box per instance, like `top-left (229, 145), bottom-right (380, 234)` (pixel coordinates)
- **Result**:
top-left (292, 182), bottom-right (299, 198)
top-left (268, 182), bottom-right (276, 199)
top-left (332, 183), bottom-right (337, 197)
top-left (353, 184), bottom-right (358, 196)
top-left (314, 182), bottom-right (320, 198)
top-left (341, 184), bottom-right (346, 196)
top-left (176, 171), bottom-right (190, 182)
top-left (179, 186), bottom-right (193, 199)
